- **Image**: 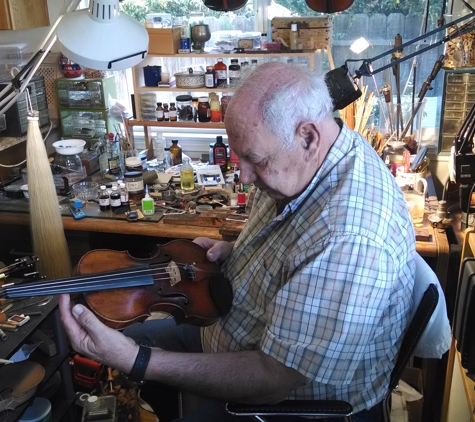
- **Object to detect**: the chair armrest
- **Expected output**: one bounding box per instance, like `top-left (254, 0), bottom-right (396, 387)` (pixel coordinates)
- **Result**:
top-left (226, 399), bottom-right (353, 417)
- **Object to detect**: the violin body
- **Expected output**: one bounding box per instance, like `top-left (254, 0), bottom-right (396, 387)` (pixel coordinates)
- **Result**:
top-left (75, 239), bottom-right (233, 330)
top-left (305, 0), bottom-right (354, 13)
top-left (203, 0), bottom-right (248, 12)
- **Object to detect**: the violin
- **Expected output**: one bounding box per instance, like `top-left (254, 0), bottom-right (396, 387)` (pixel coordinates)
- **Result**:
top-left (0, 240), bottom-right (233, 330)
top-left (305, 0), bottom-right (354, 13)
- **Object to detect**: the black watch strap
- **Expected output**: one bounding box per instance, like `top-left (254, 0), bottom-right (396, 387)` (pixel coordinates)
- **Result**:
top-left (128, 344), bottom-right (152, 383)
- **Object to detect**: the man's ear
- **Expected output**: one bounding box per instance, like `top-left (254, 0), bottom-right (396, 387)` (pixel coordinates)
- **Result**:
top-left (296, 122), bottom-right (319, 150)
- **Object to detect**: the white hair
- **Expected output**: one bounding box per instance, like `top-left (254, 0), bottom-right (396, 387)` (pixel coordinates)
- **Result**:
top-left (261, 67), bottom-right (334, 148)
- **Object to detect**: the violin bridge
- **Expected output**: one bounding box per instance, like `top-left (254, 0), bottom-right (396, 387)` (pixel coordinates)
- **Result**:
top-left (166, 261), bottom-right (181, 286)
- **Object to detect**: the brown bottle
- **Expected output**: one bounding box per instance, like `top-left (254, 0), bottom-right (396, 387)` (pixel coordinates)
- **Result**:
top-left (163, 103), bottom-right (170, 121)
top-left (169, 102), bottom-right (177, 121)
top-left (156, 102), bottom-right (164, 121)
top-left (215, 58), bottom-right (227, 87)
top-left (169, 139), bottom-right (182, 165)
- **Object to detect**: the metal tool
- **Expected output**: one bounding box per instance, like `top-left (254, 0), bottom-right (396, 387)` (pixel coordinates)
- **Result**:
top-left (6, 295), bottom-right (53, 314)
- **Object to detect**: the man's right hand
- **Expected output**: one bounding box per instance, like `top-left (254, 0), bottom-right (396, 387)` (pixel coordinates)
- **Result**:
top-left (193, 237), bottom-right (234, 263)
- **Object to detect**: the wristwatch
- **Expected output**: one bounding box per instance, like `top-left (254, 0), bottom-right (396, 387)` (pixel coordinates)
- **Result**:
top-left (127, 344), bottom-right (152, 384)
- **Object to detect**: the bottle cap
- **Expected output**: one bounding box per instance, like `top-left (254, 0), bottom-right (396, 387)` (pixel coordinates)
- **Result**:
top-left (198, 97), bottom-right (209, 102)
top-left (126, 156), bottom-right (142, 167)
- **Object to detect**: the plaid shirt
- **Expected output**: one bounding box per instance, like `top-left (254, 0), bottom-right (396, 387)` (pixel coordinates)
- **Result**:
top-left (202, 123), bottom-right (416, 412)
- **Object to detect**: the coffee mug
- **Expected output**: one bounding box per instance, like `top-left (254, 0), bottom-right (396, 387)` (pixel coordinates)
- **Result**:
top-left (396, 167), bottom-right (428, 196)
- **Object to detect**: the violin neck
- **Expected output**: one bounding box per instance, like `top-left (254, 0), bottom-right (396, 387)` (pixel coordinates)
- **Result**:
top-left (0, 267), bottom-right (155, 299)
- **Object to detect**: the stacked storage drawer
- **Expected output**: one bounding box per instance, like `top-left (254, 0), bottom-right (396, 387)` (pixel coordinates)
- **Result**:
top-left (0, 76), bottom-right (50, 137)
top-left (440, 71), bottom-right (475, 151)
top-left (55, 75), bottom-right (117, 142)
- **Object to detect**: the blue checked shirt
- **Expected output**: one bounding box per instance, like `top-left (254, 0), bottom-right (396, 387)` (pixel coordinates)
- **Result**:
top-left (202, 123), bottom-right (416, 412)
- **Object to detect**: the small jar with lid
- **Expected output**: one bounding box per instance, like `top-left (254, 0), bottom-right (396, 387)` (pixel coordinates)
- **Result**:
top-left (382, 141), bottom-right (407, 176)
top-left (125, 156), bottom-right (142, 172)
top-left (176, 95), bottom-right (194, 121)
top-left (198, 97), bottom-right (211, 122)
top-left (124, 171), bottom-right (144, 202)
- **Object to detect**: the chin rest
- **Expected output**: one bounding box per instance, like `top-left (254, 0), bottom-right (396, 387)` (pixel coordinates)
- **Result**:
top-left (226, 400), bottom-right (353, 418)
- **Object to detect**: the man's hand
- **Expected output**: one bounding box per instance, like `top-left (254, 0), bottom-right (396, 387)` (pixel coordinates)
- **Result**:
top-left (193, 237), bottom-right (234, 263)
top-left (59, 294), bottom-right (138, 374)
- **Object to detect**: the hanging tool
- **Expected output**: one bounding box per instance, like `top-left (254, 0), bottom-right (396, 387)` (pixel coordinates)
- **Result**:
top-left (400, 54), bottom-right (446, 141)
top-left (392, 34), bottom-right (405, 140)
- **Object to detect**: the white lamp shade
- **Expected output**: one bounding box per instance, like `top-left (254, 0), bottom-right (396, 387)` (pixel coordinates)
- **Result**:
top-left (56, 0), bottom-right (149, 71)
top-left (350, 37), bottom-right (370, 55)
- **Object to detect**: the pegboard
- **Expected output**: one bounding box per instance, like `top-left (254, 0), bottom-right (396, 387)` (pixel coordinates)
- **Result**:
top-left (34, 52), bottom-right (62, 120)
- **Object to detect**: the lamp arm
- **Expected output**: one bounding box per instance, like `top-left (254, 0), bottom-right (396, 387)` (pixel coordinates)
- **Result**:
top-left (0, 0), bottom-right (81, 118)
top-left (356, 11), bottom-right (475, 77)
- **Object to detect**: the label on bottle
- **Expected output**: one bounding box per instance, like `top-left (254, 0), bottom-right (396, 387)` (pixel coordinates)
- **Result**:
top-left (156, 110), bottom-right (164, 119)
top-left (205, 73), bottom-right (214, 88)
top-left (164, 111), bottom-right (169, 120)
top-left (228, 70), bottom-right (241, 80)
top-left (120, 192), bottom-right (129, 204)
top-left (108, 156), bottom-right (120, 174)
top-left (169, 110), bottom-right (177, 119)
top-left (216, 70), bottom-right (227, 86)
top-left (214, 146), bottom-right (227, 167)
top-left (99, 197), bottom-right (110, 206)
top-left (126, 180), bottom-right (144, 192)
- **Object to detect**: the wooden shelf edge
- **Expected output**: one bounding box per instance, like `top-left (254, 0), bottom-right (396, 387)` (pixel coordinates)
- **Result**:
top-left (146, 51), bottom-right (317, 58)
top-left (135, 86), bottom-right (235, 93)
top-left (127, 120), bottom-right (225, 129)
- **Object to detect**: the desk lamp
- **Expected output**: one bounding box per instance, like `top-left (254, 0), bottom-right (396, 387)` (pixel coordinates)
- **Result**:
top-left (0, 0), bottom-right (149, 125)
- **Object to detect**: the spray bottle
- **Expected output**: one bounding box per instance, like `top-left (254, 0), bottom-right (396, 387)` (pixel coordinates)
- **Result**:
top-left (141, 185), bottom-right (155, 215)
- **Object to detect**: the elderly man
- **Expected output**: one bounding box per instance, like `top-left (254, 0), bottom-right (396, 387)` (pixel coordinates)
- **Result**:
top-left (59, 62), bottom-right (416, 422)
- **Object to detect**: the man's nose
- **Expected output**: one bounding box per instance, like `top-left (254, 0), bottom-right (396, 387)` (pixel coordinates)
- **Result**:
top-left (238, 162), bottom-right (254, 184)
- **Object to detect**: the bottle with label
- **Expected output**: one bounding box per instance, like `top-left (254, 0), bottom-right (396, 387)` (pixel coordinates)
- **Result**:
top-left (260, 33), bottom-right (268, 50)
top-left (228, 59), bottom-right (241, 86)
top-left (213, 136), bottom-right (227, 173)
top-left (180, 157), bottom-right (195, 191)
top-left (290, 24), bottom-right (298, 50)
top-left (205, 66), bottom-right (215, 88)
top-left (169, 140), bottom-right (182, 165)
top-left (99, 185), bottom-right (111, 211)
top-left (142, 186), bottom-right (155, 215)
top-left (119, 182), bottom-right (129, 207)
top-left (198, 97), bottom-right (211, 122)
top-left (163, 103), bottom-right (170, 121)
top-left (215, 58), bottom-right (227, 87)
top-left (110, 186), bottom-right (121, 211)
top-left (156, 102), bottom-right (164, 121)
top-left (169, 102), bottom-right (177, 121)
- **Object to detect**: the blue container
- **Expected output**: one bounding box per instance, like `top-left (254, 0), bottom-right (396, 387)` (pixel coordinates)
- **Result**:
top-left (143, 65), bottom-right (162, 87)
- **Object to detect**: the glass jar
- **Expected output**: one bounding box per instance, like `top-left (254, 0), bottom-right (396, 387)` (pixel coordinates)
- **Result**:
top-left (169, 102), bottom-right (177, 121)
top-left (176, 95), bottom-right (194, 121)
top-left (125, 156), bottom-right (142, 172)
top-left (205, 66), bottom-right (215, 88)
top-left (124, 171), bottom-right (144, 202)
top-left (198, 97), bottom-right (211, 123)
top-left (383, 141), bottom-right (406, 176)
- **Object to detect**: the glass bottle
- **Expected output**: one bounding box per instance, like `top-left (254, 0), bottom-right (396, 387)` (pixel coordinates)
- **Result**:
top-left (213, 135), bottom-right (227, 173)
top-left (180, 157), bottom-right (195, 191)
top-left (215, 58), bottom-right (227, 87)
top-left (290, 24), bottom-right (298, 50)
top-left (169, 102), bottom-right (177, 121)
top-left (210, 95), bottom-right (221, 123)
top-left (260, 33), bottom-right (268, 50)
top-left (228, 59), bottom-right (241, 86)
top-left (107, 133), bottom-right (121, 177)
top-left (205, 66), bottom-right (215, 88)
top-left (156, 102), bottom-right (164, 121)
top-left (198, 97), bottom-right (211, 122)
top-left (99, 185), bottom-right (110, 211)
top-left (119, 182), bottom-right (129, 207)
top-left (110, 186), bottom-right (121, 211)
top-left (153, 132), bottom-right (166, 167)
top-left (163, 103), bottom-right (170, 121)
top-left (221, 93), bottom-right (232, 122)
top-left (164, 148), bottom-right (172, 169)
top-left (169, 140), bottom-right (182, 165)
top-left (241, 61), bottom-right (250, 78)
top-left (250, 59), bottom-right (259, 72)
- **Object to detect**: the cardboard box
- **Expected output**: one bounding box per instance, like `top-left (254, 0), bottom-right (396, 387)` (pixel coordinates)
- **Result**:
top-left (147, 26), bottom-right (181, 55)
top-left (271, 17), bottom-right (333, 50)
top-left (401, 367), bottom-right (423, 422)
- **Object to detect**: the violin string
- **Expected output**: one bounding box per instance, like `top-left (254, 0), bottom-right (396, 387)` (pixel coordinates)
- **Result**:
top-left (1, 261), bottom-right (222, 298)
